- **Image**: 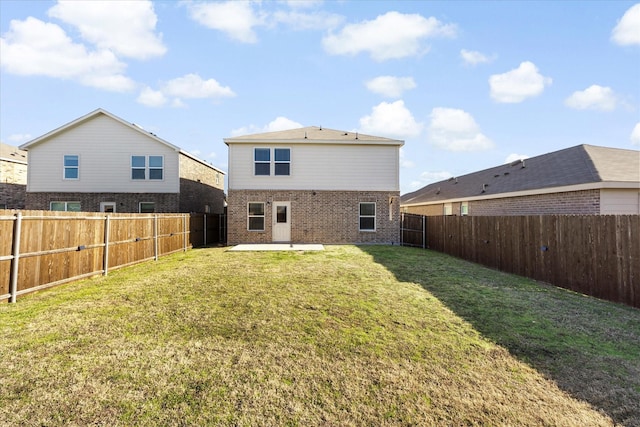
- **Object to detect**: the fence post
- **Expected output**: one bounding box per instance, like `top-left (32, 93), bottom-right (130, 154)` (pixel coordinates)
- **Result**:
top-left (183, 214), bottom-right (187, 252)
top-left (103, 214), bottom-right (110, 276)
top-left (9, 212), bottom-right (22, 303)
top-left (154, 215), bottom-right (159, 261)
top-left (203, 214), bottom-right (207, 247)
top-left (422, 215), bottom-right (426, 249)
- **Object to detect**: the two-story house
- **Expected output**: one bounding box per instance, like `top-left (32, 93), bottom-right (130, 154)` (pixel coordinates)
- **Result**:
top-left (224, 126), bottom-right (404, 244)
top-left (20, 109), bottom-right (225, 214)
top-left (0, 142), bottom-right (28, 209)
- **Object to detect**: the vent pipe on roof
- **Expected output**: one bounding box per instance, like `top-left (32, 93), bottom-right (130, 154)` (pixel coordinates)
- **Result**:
top-left (355, 132), bottom-right (358, 140)
top-left (304, 132), bottom-right (307, 139)
top-left (521, 160), bottom-right (526, 168)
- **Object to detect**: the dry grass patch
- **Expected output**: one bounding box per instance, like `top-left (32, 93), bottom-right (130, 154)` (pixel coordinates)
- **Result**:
top-left (1, 245), bottom-right (635, 426)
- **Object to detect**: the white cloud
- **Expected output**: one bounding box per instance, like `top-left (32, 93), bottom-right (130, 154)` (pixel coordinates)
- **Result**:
top-left (505, 153), bottom-right (530, 164)
top-left (137, 86), bottom-right (167, 107)
top-left (187, 1), bottom-right (264, 43)
top-left (427, 107), bottom-right (494, 152)
top-left (272, 11), bottom-right (344, 30)
top-left (489, 61), bottom-right (552, 103)
top-left (460, 49), bottom-right (493, 65)
top-left (0, 17), bottom-right (135, 92)
top-left (611, 3), bottom-right (640, 46)
top-left (359, 100), bottom-right (423, 138)
top-left (365, 76), bottom-right (416, 98)
top-left (564, 85), bottom-right (617, 111)
top-left (231, 116), bottom-right (303, 136)
top-left (322, 11), bottom-right (456, 61)
top-left (162, 74), bottom-right (236, 100)
top-left (8, 133), bottom-right (32, 143)
top-left (48, 0), bottom-right (166, 60)
top-left (631, 122), bottom-right (640, 146)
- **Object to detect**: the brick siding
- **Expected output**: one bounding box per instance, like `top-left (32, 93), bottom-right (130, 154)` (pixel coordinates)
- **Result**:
top-left (25, 192), bottom-right (180, 213)
top-left (178, 153), bottom-right (225, 213)
top-left (0, 160), bottom-right (27, 209)
top-left (402, 189), bottom-right (601, 216)
top-left (227, 189), bottom-right (400, 245)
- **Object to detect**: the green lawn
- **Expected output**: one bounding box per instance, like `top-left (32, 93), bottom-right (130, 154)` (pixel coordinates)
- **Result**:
top-left (1, 245), bottom-right (638, 426)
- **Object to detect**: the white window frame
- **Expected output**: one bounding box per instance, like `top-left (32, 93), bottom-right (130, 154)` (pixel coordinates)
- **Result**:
top-left (63, 154), bottom-right (79, 180)
top-left (139, 202), bottom-right (155, 213)
top-left (131, 155), bottom-right (164, 181)
top-left (254, 148), bottom-right (270, 176)
top-left (274, 148), bottom-right (291, 176)
top-left (359, 202), bottom-right (376, 232)
top-left (248, 202), bottom-right (265, 231)
top-left (50, 201), bottom-right (81, 212)
top-left (461, 202), bottom-right (469, 216)
top-left (254, 148), bottom-right (291, 176)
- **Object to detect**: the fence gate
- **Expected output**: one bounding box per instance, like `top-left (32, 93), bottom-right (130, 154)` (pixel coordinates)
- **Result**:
top-left (400, 212), bottom-right (425, 248)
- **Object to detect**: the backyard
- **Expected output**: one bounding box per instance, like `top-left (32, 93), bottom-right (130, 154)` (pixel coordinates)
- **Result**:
top-left (1, 245), bottom-right (638, 426)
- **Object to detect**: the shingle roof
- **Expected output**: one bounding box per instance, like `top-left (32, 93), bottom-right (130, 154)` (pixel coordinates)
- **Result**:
top-left (401, 144), bottom-right (640, 205)
top-left (224, 126), bottom-right (404, 145)
top-left (0, 142), bottom-right (28, 164)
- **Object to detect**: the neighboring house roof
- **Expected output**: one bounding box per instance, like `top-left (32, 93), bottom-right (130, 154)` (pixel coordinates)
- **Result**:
top-left (402, 144), bottom-right (640, 206)
top-left (19, 108), bottom-right (225, 175)
top-left (0, 142), bottom-right (28, 164)
top-left (224, 126), bottom-right (404, 146)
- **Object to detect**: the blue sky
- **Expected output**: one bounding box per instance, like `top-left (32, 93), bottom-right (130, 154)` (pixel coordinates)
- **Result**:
top-left (1, 1), bottom-right (639, 194)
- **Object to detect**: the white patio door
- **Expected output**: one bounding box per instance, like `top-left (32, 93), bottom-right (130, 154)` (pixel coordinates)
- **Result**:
top-left (272, 201), bottom-right (291, 242)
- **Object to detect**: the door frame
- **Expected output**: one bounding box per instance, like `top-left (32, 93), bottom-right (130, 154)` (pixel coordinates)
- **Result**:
top-left (272, 201), bottom-right (291, 242)
top-left (100, 202), bottom-right (116, 213)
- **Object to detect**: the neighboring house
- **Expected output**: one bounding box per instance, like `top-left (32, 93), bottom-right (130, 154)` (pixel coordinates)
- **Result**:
top-left (0, 142), bottom-right (28, 209)
top-left (19, 109), bottom-right (225, 214)
top-left (401, 144), bottom-right (640, 216)
top-left (224, 126), bottom-right (404, 244)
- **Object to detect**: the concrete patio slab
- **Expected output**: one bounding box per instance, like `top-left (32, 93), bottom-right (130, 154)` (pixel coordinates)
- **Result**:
top-left (228, 244), bottom-right (325, 252)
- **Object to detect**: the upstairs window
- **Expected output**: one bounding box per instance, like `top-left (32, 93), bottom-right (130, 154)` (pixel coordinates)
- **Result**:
top-left (274, 148), bottom-right (290, 176)
top-left (63, 155), bottom-right (79, 180)
top-left (359, 202), bottom-right (376, 231)
top-left (149, 156), bottom-right (163, 180)
top-left (132, 156), bottom-right (164, 180)
top-left (132, 156), bottom-right (146, 179)
top-left (254, 148), bottom-right (270, 176)
top-left (254, 148), bottom-right (291, 176)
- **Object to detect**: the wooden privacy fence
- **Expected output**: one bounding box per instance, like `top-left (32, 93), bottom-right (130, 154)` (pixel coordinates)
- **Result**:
top-left (0, 210), bottom-right (226, 303)
top-left (401, 214), bottom-right (640, 309)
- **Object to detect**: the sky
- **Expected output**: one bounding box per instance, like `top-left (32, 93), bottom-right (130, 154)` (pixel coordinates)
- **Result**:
top-left (1, 0), bottom-right (639, 194)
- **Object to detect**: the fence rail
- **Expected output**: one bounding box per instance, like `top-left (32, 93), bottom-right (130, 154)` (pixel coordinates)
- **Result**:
top-left (401, 214), bottom-right (640, 309)
top-left (1, 210), bottom-right (226, 303)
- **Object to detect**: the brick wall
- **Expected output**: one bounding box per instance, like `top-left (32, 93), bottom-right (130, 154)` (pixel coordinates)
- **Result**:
top-left (402, 189), bottom-right (601, 216)
top-left (470, 190), bottom-right (600, 215)
top-left (179, 153), bottom-right (225, 213)
top-left (0, 160), bottom-right (27, 209)
top-left (227, 189), bottom-right (400, 245)
top-left (25, 192), bottom-right (179, 213)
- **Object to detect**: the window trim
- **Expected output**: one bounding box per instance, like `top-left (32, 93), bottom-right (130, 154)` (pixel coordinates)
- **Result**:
top-left (63, 154), bottom-right (79, 180)
top-left (253, 147), bottom-right (291, 177)
top-left (247, 202), bottom-right (265, 231)
top-left (254, 148), bottom-right (271, 176)
top-left (461, 201), bottom-right (469, 216)
top-left (359, 202), bottom-right (376, 232)
top-left (274, 148), bottom-right (291, 176)
top-left (131, 155), bottom-right (164, 181)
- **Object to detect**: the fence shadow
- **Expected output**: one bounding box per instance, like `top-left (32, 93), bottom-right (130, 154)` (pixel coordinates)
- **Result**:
top-left (360, 245), bottom-right (640, 427)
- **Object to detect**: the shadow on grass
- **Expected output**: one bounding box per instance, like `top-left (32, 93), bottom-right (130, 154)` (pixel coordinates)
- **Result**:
top-left (361, 245), bottom-right (640, 427)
